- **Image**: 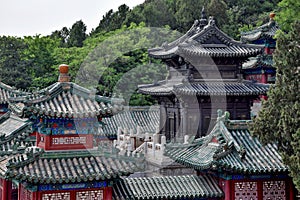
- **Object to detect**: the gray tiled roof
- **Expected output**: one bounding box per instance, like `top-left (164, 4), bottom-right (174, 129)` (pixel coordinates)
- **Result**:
top-left (113, 175), bottom-right (223, 200)
top-left (149, 17), bottom-right (263, 59)
top-left (165, 111), bottom-right (288, 174)
top-left (0, 112), bottom-right (33, 151)
top-left (9, 82), bottom-right (123, 118)
top-left (0, 82), bottom-right (27, 104)
top-left (100, 107), bottom-right (159, 138)
top-left (138, 81), bottom-right (174, 96)
top-left (139, 80), bottom-right (269, 96)
top-left (173, 81), bottom-right (269, 96)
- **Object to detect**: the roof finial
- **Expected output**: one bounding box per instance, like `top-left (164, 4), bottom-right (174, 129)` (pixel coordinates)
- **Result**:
top-left (58, 64), bottom-right (71, 82)
top-left (199, 6), bottom-right (207, 29)
top-left (269, 12), bottom-right (276, 26)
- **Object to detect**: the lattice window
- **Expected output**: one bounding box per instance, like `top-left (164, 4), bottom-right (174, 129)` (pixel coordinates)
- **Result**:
top-left (263, 181), bottom-right (286, 200)
top-left (234, 181), bottom-right (258, 200)
top-left (76, 190), bottom-right (103, 200)
top-left (20, 184), bottom-right (32, 200)
top-left (42, 192), bottom-right (70, 200)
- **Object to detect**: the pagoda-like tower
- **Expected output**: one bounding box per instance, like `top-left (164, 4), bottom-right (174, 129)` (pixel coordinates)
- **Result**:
top-left (9, 64), bottom-right (123, 150)
top-left (241, 13), bottom-right (279, 84)
top-left (139, 9), bottom-right (269, 141)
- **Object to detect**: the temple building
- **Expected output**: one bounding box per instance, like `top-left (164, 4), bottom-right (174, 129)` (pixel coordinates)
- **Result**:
top-left (0, 65), bottom-right (142, 200)
top-left (241, 13), bottom-right (279, 84)
top-left (164, 110), bottom-right (295, 200)
top-left (139, 8), bottom-right (269, 140)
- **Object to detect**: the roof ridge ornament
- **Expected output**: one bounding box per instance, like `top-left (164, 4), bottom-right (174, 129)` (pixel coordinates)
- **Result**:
top-left (199, 6), bottom-right (208, 29)
top-left (208, 16), bottom-right (216, 26)
top-left (216, 109), bottom-right (230, 123)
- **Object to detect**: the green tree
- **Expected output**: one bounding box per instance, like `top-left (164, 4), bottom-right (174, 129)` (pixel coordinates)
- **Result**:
top-left (174, 0), bottom-right (206, 32)
top-left (207, 0), bottom-right (228, 27)
top-left (67, 20), bottom-right (87, 47)
top-left (0, 36), bottom-right (31, 89)
top-left (93, 4), bottom-right (130, 34)
top-left (276, 0), bottom-right (300, 31)
top-left (23, 35), bottom-right (60, 89)
top-left (51, 27), bottom-right (69, 47)
top-left (251, 21), bottom-right (300, 189)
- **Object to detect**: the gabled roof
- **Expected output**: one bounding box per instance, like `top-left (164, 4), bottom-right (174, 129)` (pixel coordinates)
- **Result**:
top-left (99, 106), bottom-right (159, 138)
top-left (164, 110), bottom-right (288, 174)
top-left (241, 18), bottom-right (279, 42)
top-left (149, 15), bottom-right (263, 59)
top-left (1, 148), bottom-right (142, 184)
top-left (9, 82), bottom-right (123, 118)
top-left (0, 112), bottom-right (34, 156)
top-left (139, 80), bottom-right (269, 96)
top-left (138, 80), bottom-right (175, 96)
top-left (0, 82), bottom-right (28, 104)
top-left (113, 174), bottom-right (223, 200)
top-left (243, 55), bottom-right (274, 70)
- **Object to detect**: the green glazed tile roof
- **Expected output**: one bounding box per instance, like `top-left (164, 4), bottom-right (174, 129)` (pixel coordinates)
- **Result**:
top-left (0, 112), bottom-right (35, 155)
top-left (165, 111), bottom-right (288, 174)
top-left (2, 148), bottom-right (142, 184)
top-left (0, 82), bottom-right (28, 104)
top-left (100, 106), bottom-right (159, 137)
top-left (113, 174), bottom-right (223, 200)
top-left (241, 20), bottom-right (279, 42)
top-left (9, 82), bottom-right (123, 118)
top-left (242, 55), bottom-right (274, 69)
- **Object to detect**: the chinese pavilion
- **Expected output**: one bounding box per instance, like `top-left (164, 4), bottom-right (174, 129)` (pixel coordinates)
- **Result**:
top-left (0, 64), bottom-right (141, 200)
top-left (164, 110), bottom-right (295, 200)
top-left (9, 64), bottom-right (123, 150)
top-left (241, 13), bottom-right (279, 84)
top-left (139, 8), bottom-right (269, 140)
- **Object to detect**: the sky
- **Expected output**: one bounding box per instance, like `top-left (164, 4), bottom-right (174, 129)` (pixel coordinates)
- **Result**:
top-left (0, 0), bottom-right (145, 37)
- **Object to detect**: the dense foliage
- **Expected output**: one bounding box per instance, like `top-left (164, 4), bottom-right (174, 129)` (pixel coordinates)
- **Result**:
top-left (0, 0), bottom-right (297, 105)
top-left (250, 21), bottom-right (300, 189)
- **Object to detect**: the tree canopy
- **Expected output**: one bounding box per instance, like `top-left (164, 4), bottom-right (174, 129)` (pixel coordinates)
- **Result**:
top-left (250, 21), bottom-right (300, 190)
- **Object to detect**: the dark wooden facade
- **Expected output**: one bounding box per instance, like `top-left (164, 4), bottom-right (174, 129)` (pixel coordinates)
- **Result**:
top-left (139, 9), bottom-right (268, 140)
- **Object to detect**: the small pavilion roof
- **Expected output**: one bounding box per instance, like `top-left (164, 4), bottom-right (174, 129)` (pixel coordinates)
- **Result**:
top-left (9, 82), bottom-right (123, 118)
top-left (1, 148), bottom-right (142, 184)
top-left (0, 82), bottom-right (28, 104)
top-left (113, 174), bottom-right (223, 200)
top-left (164, 110), bottom-right (288, 174)
top-left (149, 15), bottom-right (263, 59)
top-left (0, 112), bottom-right (34, 155)
top-left (139, 80), bottom-right (269, 96)
top-left (241, 17), bottom-right (279, 42)
top-left (242, 55), bottom-right (274, 70)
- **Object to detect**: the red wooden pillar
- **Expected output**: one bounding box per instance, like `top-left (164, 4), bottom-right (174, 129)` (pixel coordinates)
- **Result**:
top-left (104, 187), bottom-right (112, 200)
top-left (32, 191), bottom-right (38, 200)
top-left (261, 71), bottom-right (267, 84)
top-left (257, 180), bottom-right (263, 200)
top-left (288, 179), bottom-right (295, 200)
top-left (2, 179), bottom-right (7, 200)
top-left (224, 180), bottom-right (232, 200)
top-left (2, 179), bottom-right (12, 200)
